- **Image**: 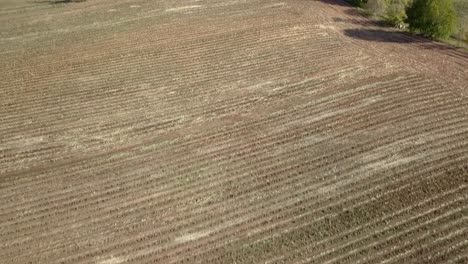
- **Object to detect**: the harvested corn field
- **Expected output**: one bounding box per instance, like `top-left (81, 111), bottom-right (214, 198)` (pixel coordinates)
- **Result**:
top-left (1, 0), bottom-right (467, 263)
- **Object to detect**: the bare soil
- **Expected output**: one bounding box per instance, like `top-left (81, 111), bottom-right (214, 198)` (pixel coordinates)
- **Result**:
top-left (0, 0), bottom-right (467, 263)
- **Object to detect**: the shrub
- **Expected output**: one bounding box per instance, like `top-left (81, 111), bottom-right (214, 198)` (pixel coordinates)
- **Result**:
top-left (364, 0), bottom-right (410, 25)
top-left (347, 0), bottom-right (368, 7)
top-left (406, 0), bottom-right (458, 39)
top-left (365, 0), bottom-right (388, 15)
top-left (456, 26), bottom-right (468, 42)
top-left (385, 0), bottom-right (410, 25)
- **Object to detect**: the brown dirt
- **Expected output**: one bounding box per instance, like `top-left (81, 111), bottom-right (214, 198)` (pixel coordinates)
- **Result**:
top-left (0, 0), bottom-right (467, 263)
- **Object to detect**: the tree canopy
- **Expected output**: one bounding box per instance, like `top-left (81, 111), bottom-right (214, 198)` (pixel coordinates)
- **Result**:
top-left (406, 0), bottom-right (458, 39)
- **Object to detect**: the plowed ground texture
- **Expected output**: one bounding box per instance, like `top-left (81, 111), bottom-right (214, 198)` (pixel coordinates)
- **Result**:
top-left (1, 0), bottom-right (467, 263)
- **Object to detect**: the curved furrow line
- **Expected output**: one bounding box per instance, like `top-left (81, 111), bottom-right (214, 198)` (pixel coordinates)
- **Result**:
top-left (0, 10), bottom-right (279, 59)
top-left (264, 184), bottom-right (467, 264)
top-left (0, 85), bottom-right (460, 229)
top-left (167, 155), bottom-right (468, 264)
top-left (0, 68), bottom-right (412, 166)
top-left (10, 128), bottom-right (468, 262)
top-left (1, 38), bottom-right (346, 107)
top-left (0, 1), bottom-right (288, 51)
top-left (0, 33), bottom-right (304, 103)
top-left (383, 227), bottom-right (468, 264)
top-left (1, 97), bottom-right (460, 229)
top-left (49, 156), bottom-right (458, 262)
top-left (318, 214), bottom-right (466, 264)
top-left (0, 0), bottom-right (140, 15)
top-left (84, 139), bottom-right (468, 262)
top-left (306, 186), bottom-right (466, 264)
top-left (37, 7), bottom-right (315, 54)
top-left (275, 200), bottom-right (465, 264)
top-left (1, 22), bottom-right (331, 93)
top-left (0, 79), bottom-right (454, 226)
top-left (0, 71), bottom-right (420, 189)
top-left (9, 114), bottom-right (468, 260)
top-left (131, 152), bottom-right (468, 264)
top-left (367, 222), bottom-right (467, 264)
top-left (12, 32), bottom-right (346, 90)
top-left (170, 175), bottom-right (466, 264)
top-left (0, 65), bottom-right (374, 145)
top-left (0, 72), bottom-right (430, 157)
top-left (0, 45), bottom-right (351, 129)
top-left (428, 243), bottom-right (468, 264)
top-left (0, 64), bottom-right (376, 182)
top-left (0, 85), bottom-right (464, 211)
top-left (0, 53), bottom-right (352, 115)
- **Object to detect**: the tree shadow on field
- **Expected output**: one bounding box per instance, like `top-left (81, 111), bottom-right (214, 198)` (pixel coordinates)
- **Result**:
top-left (344, 8), bottom-right (364, 17)
top-left (344, 28), bottom-right (468, 59)
top-left (333, 17), bottom-right (389, 27)
top-left (344, 29), bottom-right (424, 43)
top-left (320, 0), bottom-right (351, 7)
top-left (32, 0), bottom-right (86, 4)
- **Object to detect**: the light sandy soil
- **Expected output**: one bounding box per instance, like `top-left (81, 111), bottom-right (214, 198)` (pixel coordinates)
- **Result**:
top-left (0, 0), bottom-right (467, 263)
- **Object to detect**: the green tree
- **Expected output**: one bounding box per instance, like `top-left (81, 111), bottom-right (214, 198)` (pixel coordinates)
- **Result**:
top-left (365, 0), bottom-right (388, 15)
top-left (406, 0), bottom-right (458, 39)
top-left (385, 0), bottom-right (410, 25)
top-left (364, 0), bottom-right (411, 25)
